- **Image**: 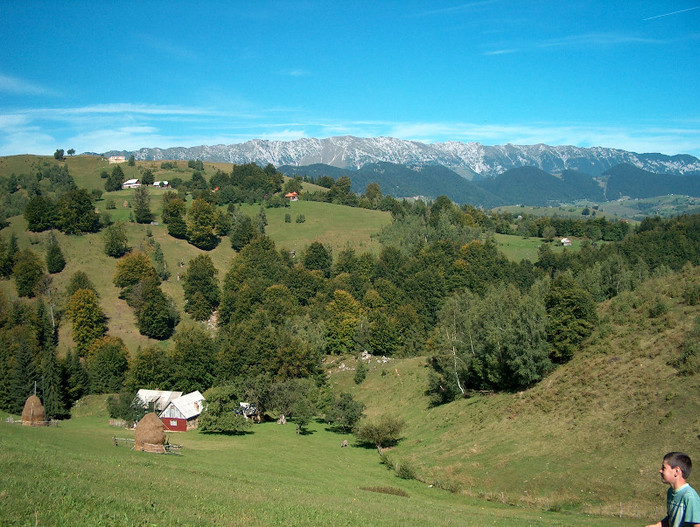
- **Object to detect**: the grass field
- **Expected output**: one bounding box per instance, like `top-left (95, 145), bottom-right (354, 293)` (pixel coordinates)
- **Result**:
top-left (0, 398), bottom-right (638, 527)
top-left (493, 233), bottom-right (581, 262)
top-left (0, 196), bottom-right (390, 355)
top-left (326, 266), bottom-right (700, 522)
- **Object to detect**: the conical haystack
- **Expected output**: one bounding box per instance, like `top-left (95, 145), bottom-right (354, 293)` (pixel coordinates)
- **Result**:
top-left (134, 412), bottom-right (166, 453)
top-left (22, 395), bottom-right (46, 426)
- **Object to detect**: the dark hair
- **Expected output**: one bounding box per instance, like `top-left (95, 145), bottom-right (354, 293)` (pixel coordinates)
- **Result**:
top-left (664, 452), bottom-right (693, 479)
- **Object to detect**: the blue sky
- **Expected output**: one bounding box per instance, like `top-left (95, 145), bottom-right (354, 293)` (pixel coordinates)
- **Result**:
top-left (1, 1), bottom-right (699, 156)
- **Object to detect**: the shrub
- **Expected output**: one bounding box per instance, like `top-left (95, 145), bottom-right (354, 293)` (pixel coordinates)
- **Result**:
top-left (354, 359), bottom-right (367, 384)
top-left (354, 414), bottom-right (405, 452)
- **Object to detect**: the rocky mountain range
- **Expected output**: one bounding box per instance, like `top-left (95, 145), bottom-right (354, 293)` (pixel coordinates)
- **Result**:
top-left (107, 136), bottom-right (700, 179)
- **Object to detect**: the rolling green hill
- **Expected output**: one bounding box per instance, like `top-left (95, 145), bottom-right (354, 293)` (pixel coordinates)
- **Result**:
top-left (330, 265), bottom-right (700, 519)
top-left (0, 155), bottom-right (391, 354)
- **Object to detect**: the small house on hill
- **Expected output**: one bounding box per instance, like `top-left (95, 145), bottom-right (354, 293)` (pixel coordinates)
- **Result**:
top-left (560, 237), bottom-right (572, 247)
top-left (108, 155), bottom-right (126, 164)
top-left (159, 391), bottom-right (206, 432)
top-left (135, 389), bottom-right (183, 412)
top-left (285, 191), bottom-right (299, 201)
top-left (122, 178), bottom-right (141, 189)
top-left (152, 180), bottom-right (169, 188)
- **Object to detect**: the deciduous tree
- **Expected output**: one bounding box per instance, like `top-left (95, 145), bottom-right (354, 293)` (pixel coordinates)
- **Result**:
top-left (13, 249), bottom-right (45, 298)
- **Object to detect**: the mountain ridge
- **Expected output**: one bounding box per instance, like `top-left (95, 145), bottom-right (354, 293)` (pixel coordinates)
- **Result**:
top-left (103, 136), bottom-right (700, 178)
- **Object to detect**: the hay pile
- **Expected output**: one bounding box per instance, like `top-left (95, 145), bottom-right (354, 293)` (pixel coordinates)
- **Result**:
top-left (21, 395), bottom-right (45, 426)
top-left (134, 412), bottom-right (166, 453)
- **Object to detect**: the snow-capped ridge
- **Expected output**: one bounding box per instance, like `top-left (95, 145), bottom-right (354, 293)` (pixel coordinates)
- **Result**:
top-left (106, 136), bottom-right (700, 178)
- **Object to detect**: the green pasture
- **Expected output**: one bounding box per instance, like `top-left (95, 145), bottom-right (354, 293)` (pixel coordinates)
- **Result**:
top-left (0, 398), bottom-right (637, 527)
top-left (239, 201), bottom-right (391, 256)
top-left (326, 267), bottom-right (700, 522)
top-left (493, 233), bottom-right (581, 262)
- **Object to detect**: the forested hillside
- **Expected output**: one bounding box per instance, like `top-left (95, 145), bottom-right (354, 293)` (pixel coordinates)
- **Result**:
top-left (1, 154), bottom-right (699, 517)
top-left (604, 163), bottom-right (700, 199)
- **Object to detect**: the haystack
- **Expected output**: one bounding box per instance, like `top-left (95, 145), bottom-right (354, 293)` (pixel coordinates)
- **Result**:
top-left (21, 395), bottom-right (46, 426)
top-left (134, 412), bottom-right (166, 453)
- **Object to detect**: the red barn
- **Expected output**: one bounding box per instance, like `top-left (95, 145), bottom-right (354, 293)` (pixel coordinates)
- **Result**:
top-left (159, 391), bottom-right (206, 432)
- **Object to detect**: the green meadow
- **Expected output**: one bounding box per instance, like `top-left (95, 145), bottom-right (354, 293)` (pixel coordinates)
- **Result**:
top-left (3, 266), bottom-right (697, 525)
top-left (0, 399), bottom-right (638, 527)
top-left (492, 233), bottom-right (581, 262)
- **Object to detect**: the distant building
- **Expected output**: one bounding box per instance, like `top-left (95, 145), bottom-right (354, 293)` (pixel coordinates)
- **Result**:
top-left (152, 181), bottom-right (170, 188)
top-left (108, 156), bottom-right (126, 164)
top-left (122, 178), bottom-right (141, 189)
top-left (159, 391), bottom-right (206, 432)
top-left (285, 191), bottom-right (299, 201)
top-left (560, 237), bottom-right (572, 247)
top-left (134, 389), bottom-right (183, 412)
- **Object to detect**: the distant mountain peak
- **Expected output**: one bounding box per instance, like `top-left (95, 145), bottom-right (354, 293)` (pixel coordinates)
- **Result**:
top-left (104, 136), bottom-right (700, 178)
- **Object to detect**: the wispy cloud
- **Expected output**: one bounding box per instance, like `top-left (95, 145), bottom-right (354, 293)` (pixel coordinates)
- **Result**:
top-left (415, 1), bottom-right (498, 17)
top-left (280, 69), bottom-right (310, 77)
top-left (484, 31), bottom-right (661, 55)
top-left (1, 102), bottom-right (698, 157)
top-left (0, 74), bottom-right (60, 97)
top-left (643, 6), bottom-right (700, 21)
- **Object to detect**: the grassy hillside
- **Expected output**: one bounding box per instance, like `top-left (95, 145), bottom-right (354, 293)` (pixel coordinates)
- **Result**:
top-left (329, 266), bottom-right (700, 520)
top-left (0, 400), bottom-right (637, 526)
top-left (0, 196), bottom-right (389, 356)
top-left (493, 233), bottom-right (582, 262)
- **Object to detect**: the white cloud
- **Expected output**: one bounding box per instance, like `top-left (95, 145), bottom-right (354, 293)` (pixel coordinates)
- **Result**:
top-left (1, 100), bottom-right (698, 157)
top-left (0, 74), bottom-right (59, 96)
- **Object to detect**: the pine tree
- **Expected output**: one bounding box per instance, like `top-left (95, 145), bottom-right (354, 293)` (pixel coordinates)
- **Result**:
top-left (45, 231), bottom-right (66, 273)
top-left (133, 185), bottom-right (153, 224)
top-left (152, 242), bottom-right (170, 281)
top-left (65, 350), bottom-right (89, 405)
top-left (66, 289), bottom-right (107, 356)
top-left (36, 301), bottom-right (66, 418)
top-left (6, 336), bottom-right (38, 414)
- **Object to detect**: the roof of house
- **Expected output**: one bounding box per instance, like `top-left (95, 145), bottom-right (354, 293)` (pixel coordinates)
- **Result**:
top-left (123, 178), bottom-right (140, 185)
top-left (135, 389), bottom-right (183, 411)
top-left (159, 391), bottom-right (206, 420)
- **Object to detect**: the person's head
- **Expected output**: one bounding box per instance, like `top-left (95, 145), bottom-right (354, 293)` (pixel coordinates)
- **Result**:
top-left (661, 452), bottom-right (692, 484)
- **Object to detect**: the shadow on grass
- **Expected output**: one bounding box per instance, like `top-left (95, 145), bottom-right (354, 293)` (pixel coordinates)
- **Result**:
top-left (198, 430), bottom-right (255, 436)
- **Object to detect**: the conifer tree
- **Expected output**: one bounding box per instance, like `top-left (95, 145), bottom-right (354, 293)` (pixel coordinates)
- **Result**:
top-left (45, 231), bottom-right (66, 273)
top-left (132, 185), bottom-right (153, 224)
top-left (64, 349), bottom-right (89, 404)
top-left (66, 288), bottom-right (107, 356)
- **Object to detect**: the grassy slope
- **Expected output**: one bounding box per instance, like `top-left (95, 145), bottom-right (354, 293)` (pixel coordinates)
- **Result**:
top-left (329, 266), bottom-right (700, 520)
top-left (493, 233), bottom-right (582, 262)
top-left (0, 155), bottom-right (390, 355)
top-left (0, 399), bottom-right (637, 527)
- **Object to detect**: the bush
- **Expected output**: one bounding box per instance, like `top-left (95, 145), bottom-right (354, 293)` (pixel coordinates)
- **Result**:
top-left (325, 392), bottom-right (365, 432)
top-left (354, 414), bottom-right (405, 452)
top-left (107, 391), bottom-right (146, 426)
top-left (296, 214), bottom-right (306, 223)
top-left (354, 359), bottom-right (367, 384)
